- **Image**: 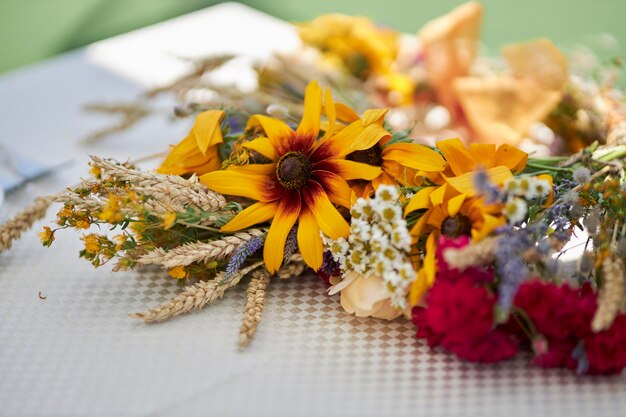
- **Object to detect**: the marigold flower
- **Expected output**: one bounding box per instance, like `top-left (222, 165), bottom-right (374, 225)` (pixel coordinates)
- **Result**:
top-left (201, 81), bottom-right (390, 273)
top-left (158, 110), bottom-right (225, 176)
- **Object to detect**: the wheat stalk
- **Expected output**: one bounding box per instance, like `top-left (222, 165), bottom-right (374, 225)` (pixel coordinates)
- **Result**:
top-left (442, 237), bottom-right (499, 270)
top-left (0, 197), bottom-right (51, 254)
top-left (90, 155), bottom-right (226, 212)
top-left (592, 255), bottom-right (626, 332)
top-left (137, 229), bottom-right (265, 268)
top-left (129, 261), bottom-right (264, 323)
top-left (276, 254), bottom-right (307, 280)
top-left (238, 269), bottom-right (271, 347)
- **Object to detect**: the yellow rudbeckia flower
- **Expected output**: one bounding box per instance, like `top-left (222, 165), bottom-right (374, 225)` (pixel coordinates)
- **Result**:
top-left (201, 81), bottom-right (391, 273)
top-left (157, 110), bottom-right (225, 176)
top-left (330, 107), bottom-right (447, 197)
top-left (404, 138), bottom-right (528, 304)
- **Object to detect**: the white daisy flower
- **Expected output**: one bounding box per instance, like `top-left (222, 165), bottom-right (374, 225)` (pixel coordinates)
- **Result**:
top-left (503, 197), bottom-right (528, 224)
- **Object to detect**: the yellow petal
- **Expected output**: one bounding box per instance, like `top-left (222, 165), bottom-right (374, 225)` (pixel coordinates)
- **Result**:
top-left (227, 163), bottom-right (276, 175)
top-left (423, 231), bottom-right (438, 283)
top-left (409, 212), bottom-right (430, 237)
top-left (447, 193), bottom-right (467, 217)
top-left (221, 201), bottom-right (278, 232)
top-left (304, 182), bottom-right (350, 239)
top-left (444, 166), bottom-right (513, 195)
top-left (494, 144), bottom-right (528, 173)
top-left (404, 187), bottom-right (435, 215)
top-left (264, 194), bottom-right (301, 273)
top-left (383, 143), bottom-right (446, 171)
top-left (297, 81), bottom-right (322, 138)
top-left (324, 88), bottom-right (336, 132)
top-left (192, 110), bottom-right (225, 155)
top-left (437, 138), bottom-right (476, 175)
top-left (471, 213), bottom-right (504, 241)
top-left (200, 170), bottom-right (280, 202)
top-left (333, 159), bottom-right (382, 180)
top-left (351, 123), bottom-right (391, 151)
top-left (409, 268), bottom-right (429, 306)
top-left (429, 183), bottom-right (449, 206)
top-left (362, 108), bottom-right (388, 126)
top-left (247, 115), bottom-right (294, 151)
top-left (243, 136), bottom-right (279, 161)
top-left (297, 208), bottom-right (323, 271)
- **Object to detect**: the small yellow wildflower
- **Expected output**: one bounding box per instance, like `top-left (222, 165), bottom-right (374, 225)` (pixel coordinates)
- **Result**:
top-left (114, 234), bottom-right (128, 251)
top-left (168, 266), bottom-right (187, 279)
top-left (75, 220), bottom-right (90, 229)
top-left (99, 194), bottom-right (123, 223)
top-left (161, 212), bottom-right (177, 230)
top-left (82, 234), bottom-right (101, 253)
top-left (89, 164), bottom-right (102, 179)
top-left (38, 227), bottom-right (55, 247)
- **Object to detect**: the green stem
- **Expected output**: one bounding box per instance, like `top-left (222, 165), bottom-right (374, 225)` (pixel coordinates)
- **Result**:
top-left (524, 161), bottom-right (573, 173)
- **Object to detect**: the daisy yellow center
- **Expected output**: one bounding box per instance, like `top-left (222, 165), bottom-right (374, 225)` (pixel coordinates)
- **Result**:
top-left (441, 215), bottom-right (472, 238)
top-left (276, 151), bottom-right (312, 190)
top-left (347, 145), bottom-right (383, 166)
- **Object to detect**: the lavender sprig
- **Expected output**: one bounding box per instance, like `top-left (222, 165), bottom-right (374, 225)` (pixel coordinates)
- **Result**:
top-left (222, 235), bottom-right (266, 284)
top-left (283, 226), bottom-right (299, 265)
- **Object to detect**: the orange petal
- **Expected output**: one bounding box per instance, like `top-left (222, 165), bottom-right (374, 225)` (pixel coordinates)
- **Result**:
top-left (335, 102), bottom-right (360, 123)
top-left (297, 208), bottom-right (323, 271)
top-left (494, 144), bottom-right (528, 173)
top-left (297, 81), bottom-right (322, 138)
top-left (243, 136), bottom-right (279, 161)
top-left (200, 170), bottom-right (282, 202)
top-left (264, 193), bottom-right (301, 273)
top-left (383, 143), bottom-right (447, 171)
top-left (221, 201), bottom-right (278, 232)
top-left (444, 166), bottom-right (513, 195)
top-left (192, 110), bottom-right (225, 155)
top-left (303, 181), bottom-right (350, 239)
top-left (404, 187), bottom-right (435, 215)
top-left (437, 138), bottom-right (476, 175)
top-left (468, 144), bottom-right (496, 168)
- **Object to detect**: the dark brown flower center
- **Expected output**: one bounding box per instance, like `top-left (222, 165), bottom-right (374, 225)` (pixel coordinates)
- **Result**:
top-left (347, 145), bottom-right (383, 166)
top-left (276, 151), bottom-right (312, 190)
top-left (441, 215), bottom-right (472, 238)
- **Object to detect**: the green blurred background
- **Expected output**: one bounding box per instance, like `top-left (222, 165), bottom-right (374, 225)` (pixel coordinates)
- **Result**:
top-left (1, 0), bottom-right (624, 74)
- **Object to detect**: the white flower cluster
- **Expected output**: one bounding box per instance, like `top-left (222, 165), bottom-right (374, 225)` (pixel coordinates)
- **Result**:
top-left (502, 176), bottom-right (551, 224)
top-left (322, 185), bottom-right (414, 309)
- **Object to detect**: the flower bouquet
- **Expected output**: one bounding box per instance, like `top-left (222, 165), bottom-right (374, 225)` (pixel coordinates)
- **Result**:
top-left (2, 2), bottom-right (626, 375)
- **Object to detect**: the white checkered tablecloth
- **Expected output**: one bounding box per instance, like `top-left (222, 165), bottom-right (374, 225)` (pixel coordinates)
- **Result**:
top-left (0, 3), bottom-right (625, 417)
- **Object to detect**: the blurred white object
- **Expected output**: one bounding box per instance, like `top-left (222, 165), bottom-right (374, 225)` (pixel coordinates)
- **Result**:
top-left (424, 105), bottom-right (451, 130)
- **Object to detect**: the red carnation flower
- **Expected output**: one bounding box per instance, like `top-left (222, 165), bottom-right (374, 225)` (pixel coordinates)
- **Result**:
top-left (514, 280), bottom-right (596, 341)
top-left (412, 277), bottom-right (518, 363)
top-left (585, 315), bottom-right (626, 375)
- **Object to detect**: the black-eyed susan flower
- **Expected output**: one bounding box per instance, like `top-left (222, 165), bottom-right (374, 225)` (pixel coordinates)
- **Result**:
top-left (158, 110), bottom-right (225, 176)
top-left (404, 138), bottom-right (528, 304)
top-left (335, 108), bottom-right (447, 197)
top-left (201, 81), bottom-right (390, 273)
